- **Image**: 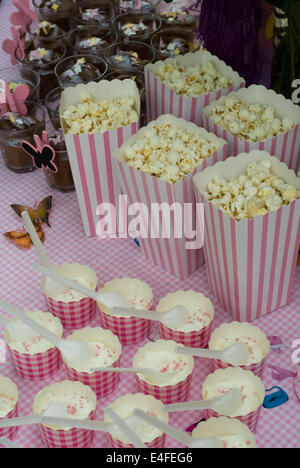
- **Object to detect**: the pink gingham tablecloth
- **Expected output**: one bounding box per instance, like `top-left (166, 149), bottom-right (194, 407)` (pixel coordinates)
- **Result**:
top-left (0, 0), bottom-right (299, 449)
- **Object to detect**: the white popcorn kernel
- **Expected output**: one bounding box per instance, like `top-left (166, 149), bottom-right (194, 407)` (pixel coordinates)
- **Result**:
top-left (281, 117), bottom-right (294, 131)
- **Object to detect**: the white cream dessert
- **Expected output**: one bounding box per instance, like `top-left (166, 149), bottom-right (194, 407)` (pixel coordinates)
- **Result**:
top-left (4, 311), bottom-right (63, 355)
top-left (157, 290), bottom-right (214, 332)
top-left (192, 417), bottom-right (256, 449)
top-left (53, 276), bottom-right (95, 303)
top-left (202, 368), bottom-right (265, 417)
top-left (209, 322), bottom-right (270, 366)
top-left (63, 327), bottom-right (122, 373)
top-left (98, 278), bottom-right (153, 318)
top-left (133, 340), bottom-right (194, 386)
top-left (104, 393), bottom-right (168, 444)
top-left (33, 381), bottom-right (97, 429)
top-left (0, 395), bottom-right (17, 418)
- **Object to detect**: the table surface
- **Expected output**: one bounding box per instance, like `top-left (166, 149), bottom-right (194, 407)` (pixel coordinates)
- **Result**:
top-left (0, 0), bottom-right (299, 449)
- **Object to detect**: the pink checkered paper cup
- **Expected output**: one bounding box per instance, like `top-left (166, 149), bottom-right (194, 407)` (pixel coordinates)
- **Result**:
top-left (114, 114), bottom-right (228, 280)
top-left (145, 50), bottom-right (245, 126)
top-left (192, 417), bottom-right (257, 448)
top-left (209, 322), bottom-right (270, 379)
top-left (33, 381), bottom-right (97, 448)
top-left (202, 368), bottom-right (265, 433)
top-left (132, 340), bottom-right (194, 404)
top-left (0, 377), bottom-right (19, 440)
top-left (193, 151), bottom-right (300, 322)
top-left (104, 393), bottom-right (168, 448)
top-left (60, 80), bottom-right (140, 237)
top-left (157, 290), bottom-right (214, 348)
top-left (4, 311), bottom-right (63, 381)
top-left (42, 263), bottom-right (98, 329)
top-left (63, 327), bottom-right (122, 398)
top-left (203, 85), bottom-right (300, 174)
top-left (97, 277), bottom-right (153, 345)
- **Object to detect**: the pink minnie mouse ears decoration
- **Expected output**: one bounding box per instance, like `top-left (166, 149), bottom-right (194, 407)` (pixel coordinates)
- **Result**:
top-left (2, 27), bottom-right (25, 65)
top-left (10, 0), bottom-right (38, 33)
top-left (0, 80), bottom-right (29, 117)
top-left (21, 131), bottom-right (58, 173)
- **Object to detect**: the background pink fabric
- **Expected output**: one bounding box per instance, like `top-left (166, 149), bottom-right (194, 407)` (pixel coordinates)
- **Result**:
top-left (0, 0), bottom-right (299, 449)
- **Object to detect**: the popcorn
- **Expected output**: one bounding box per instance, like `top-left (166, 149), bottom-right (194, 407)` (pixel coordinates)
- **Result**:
top-left (62, 94), bottom-right (138, 134)
top-left (154, 60), bottom-right (233, 97)
top-left (209, 95), bottom-right (295, 142)
top-left (123, 123), bottom-right (221, 183)
top-left (207, 159), bottom-right (300, 220)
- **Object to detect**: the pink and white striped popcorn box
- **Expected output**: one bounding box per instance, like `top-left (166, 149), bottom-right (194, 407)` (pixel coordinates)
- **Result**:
top-left (97, 277), bottom-right (153, 345)
top-left (209, 322), bottom-right (270, 379)
top-left (104, 393), bottom-right (168, 448)
top-left (202, 368), bottom-right (265, 433)
top-left (33, 381), bottom-right (97, 448)
top-left (132, 340), bottom-right (194, 404)
top-left (4, 311), bottom-right (63, 381)
top-left (193, 151), bottom-right (300, 322)
top-left (60, 80), bottom-right (140, 237)
top-left (114, 114), bottom-right (228, 279)
top-left (0, 377), bottom-right (19, 440)
top-left (42, 263), bottom-right (98, 329)
top-left (145, 50), bottom-right (245, 126)
top-left (203, 85), bottom-right (300, 174)
top-left (156, 290), bottom-right (214, 348)
top-left (63, 327), bottom-right (122, 398)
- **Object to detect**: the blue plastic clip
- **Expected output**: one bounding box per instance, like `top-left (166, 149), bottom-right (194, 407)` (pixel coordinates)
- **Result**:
top-left (134, 238), bottom-right (141, 247)
top-left (263, 386), bottom-right (289, 409)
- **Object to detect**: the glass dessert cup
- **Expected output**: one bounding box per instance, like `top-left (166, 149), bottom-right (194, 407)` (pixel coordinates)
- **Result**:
top-left (118, 0), bottom-right (161, 15)
top-left (104, 41), bottom-right (156, 73)
top-left (32, 0), bottom-right (74, 31)
top-left (151, 27), bottom-right (201, 60)
top-left (45, 87), bottom-right (62, 130)
top-left (15, 43), bottom-right (66, 101)
top-left (0, 102), bottom-right (46, 173)
top-left (67, 26), bottom-right (117, 57)
top-left (28, 21), bottom-right (69, 48)
top-left (74, 0), bottom-right (118, 29)
top-left (43, 132), bottom-right (75, 192)
top-left (55, 54), bottom-right (108, 88)
top-left (158, 4), bottom-right (198, 31)
top-left (113, 12), bottom-right (161, 42)
top-left (0, 65), bottom-right (40, 105)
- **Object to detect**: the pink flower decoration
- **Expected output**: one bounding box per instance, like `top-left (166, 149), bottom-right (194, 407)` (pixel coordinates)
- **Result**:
top-left (2, 27), bottom-right (25, 65)
top-left (0, 80), bottom-right (29, 117)
top-left (10, 0), bottom-right (38, 33)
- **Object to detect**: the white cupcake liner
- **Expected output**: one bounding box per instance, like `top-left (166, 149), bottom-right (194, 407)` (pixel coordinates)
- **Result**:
top-left (0, 377), bottom-right (19, 440)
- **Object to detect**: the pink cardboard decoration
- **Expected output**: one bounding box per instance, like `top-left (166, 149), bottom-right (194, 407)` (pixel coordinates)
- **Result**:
top-left (2, 27), bottom-right (25, 65)
top-left (10, 0), bottom-right (38, 32)
top-left (0, 80), bottom-right (29, 116)
top-left (21, 131), bottom-right (58, 173)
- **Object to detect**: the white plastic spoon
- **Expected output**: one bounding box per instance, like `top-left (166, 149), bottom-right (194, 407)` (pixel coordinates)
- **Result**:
top-left (0, 437), bottom-right (21, 448)
top-left (33, 264), bottom-right (132, 310)
top-left (176, 342), bottom-right (250, 367)
top-left (21, 211), bottom-right (52, 268)
top-left (134, 409), bottom-right (222, 448)
top-left (105, 407), bottom-right (147, 448)
top-left (0, 401), bottom-right (69, 429)
top-left (164, 388), bottom-right (242, 415)
top-left (0, 299), bottom-right (93, 368)
top-left (110, 305), bottom-right (189, 328)
top-left (0, 315), bottom-right (36, 342)
top-left (90, 366), bottom-right (177, 385)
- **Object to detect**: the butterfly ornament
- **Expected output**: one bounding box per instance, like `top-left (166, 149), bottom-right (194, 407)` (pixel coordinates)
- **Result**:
top-left (2, 26), bottom-right (25, 65)
top-left (10, 0), bottom-right (38, 33)
top-left (21, 132), bottom-right (58, 173)
top-left (0, 80), bottom-right (29, 117)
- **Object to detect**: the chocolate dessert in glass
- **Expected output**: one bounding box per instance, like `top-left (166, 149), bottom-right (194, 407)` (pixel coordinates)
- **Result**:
top-left (45, 87), bottom-right (61, 131)
top-left (159, 5), bottom-right (198, 31)
top-left (28, 20), bottom-right (69, 47)
top-left (67, 26), bottom-right (117, 57)
top-left (15, 43), bottom-right (66, 100)
top-left (0, 103), bottom-right (45, 173)
top-left (33, 0), bottom-right (74, 31)
top-left (151, 28), bottom-right (201, 60)
top-left (43, 130), bottom-right (75, 192)
top-left (118, 0), bottom-right (161, 14)
top-left (104, 41), bottom-right (155, 73)
top-left (113, 13), bottom-right (161, 42)
top-left (55, 55), bottom-right (107, 88)
top-left (0, 66), bottom-right (40, 104)
top-left (74, 0), bottom-right (117, 29)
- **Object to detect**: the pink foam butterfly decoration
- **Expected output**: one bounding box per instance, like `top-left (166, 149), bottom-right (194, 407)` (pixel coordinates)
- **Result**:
top-left (10, 0), bottom-right (38, 32)
top-left (0, 80), bottom-right (29, 117)
top-left (2, 27), bottom-right (25, 65)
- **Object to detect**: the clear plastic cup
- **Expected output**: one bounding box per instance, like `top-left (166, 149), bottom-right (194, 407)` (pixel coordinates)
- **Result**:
top-left (0, 65), bottom-right (40, 104)
top-left (151, 27), bottom-right (202, 60)
top-left (104, 41), bottom-right (156, 73)
top-left (67, 26), bottom-right (117, 57)
top-left (32, 0), bottom-right (74, 31)
top-left (74, 0), bottom-right (118, 29)
top-left (55, 54), bottom-right (108, 88)
top-left (113, 12), bottom-right (161, 42)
